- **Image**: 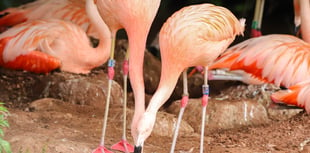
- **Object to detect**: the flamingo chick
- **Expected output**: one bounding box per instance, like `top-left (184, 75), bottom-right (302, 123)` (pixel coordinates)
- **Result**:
top-left (134, 3), bottom-right (245, 152)
top-left (0, 0), bottom-right (110, 74)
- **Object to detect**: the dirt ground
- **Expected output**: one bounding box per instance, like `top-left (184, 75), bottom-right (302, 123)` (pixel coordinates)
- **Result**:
top-left (0, 62), bottom-right (310, 153)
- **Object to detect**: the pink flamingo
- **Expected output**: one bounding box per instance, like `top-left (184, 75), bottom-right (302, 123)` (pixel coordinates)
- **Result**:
top-left (271, 80), bottom-right (310, 113)
top-left (188, 0), bottom-right (265, 77)
top-left (209, 34), bottom-right (310, 112)
top-left (208, 0), bottom-right (310, 112)
top-left (92, 0), bottom-right (161, 152)
top-left (0, 0), bottom-right (98, 38)
top-left (193, 0), bottom-right (310, 84)
top-left (0, 0), bottom-right (110, 74)
top-left (134, 3), bottom-right (245, 153)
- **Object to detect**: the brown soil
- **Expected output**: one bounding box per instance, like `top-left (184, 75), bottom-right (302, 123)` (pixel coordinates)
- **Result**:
top-left (1, 66), bottom-right (310, 153)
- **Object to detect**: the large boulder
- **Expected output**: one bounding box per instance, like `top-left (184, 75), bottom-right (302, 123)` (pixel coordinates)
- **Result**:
top-left (167, 98), bottom-right (270, 132)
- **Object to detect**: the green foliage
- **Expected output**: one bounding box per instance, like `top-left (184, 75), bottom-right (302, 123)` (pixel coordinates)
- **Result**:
top-left (0, 103), bottom-right (11, 153)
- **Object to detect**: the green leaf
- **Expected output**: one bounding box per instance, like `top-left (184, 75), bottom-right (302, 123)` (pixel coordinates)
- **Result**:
top-left (0, 138), bottom-right (11, 153)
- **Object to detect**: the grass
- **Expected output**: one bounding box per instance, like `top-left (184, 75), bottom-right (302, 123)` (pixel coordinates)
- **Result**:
top-left (0, 102), bottom-right (11, 153)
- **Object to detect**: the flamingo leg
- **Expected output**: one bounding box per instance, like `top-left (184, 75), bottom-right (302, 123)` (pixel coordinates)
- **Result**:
top-left (111, 51), bottom-right (134, 153)
top-left (251, 0), bottom-right (265, 37)
top-left (200, 66), bottom-right (209, 153)
top-left (93, 37), bottom-right (116, 153)
top-left (170, 70), bottom-right (189, 153)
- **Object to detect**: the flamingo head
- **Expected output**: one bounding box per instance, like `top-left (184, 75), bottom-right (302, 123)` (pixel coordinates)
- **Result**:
top-left (134, 111), bottom-right (157, 153)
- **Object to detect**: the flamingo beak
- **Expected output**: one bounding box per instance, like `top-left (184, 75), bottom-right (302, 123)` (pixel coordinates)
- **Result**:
top-left (134, 135), bottom-right (144, 153)
top-left (134, 146), bottom-right (142, 153)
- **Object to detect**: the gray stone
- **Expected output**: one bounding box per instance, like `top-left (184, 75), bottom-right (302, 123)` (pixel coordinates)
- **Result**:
top-left (166, 98), bottom-right (270, 132)
top-left (113, 108), bottom-right (195, 137)
top-left (267, 107), bottom-right (304, 121)
top-left (39, 72), bottom-right (123, 109)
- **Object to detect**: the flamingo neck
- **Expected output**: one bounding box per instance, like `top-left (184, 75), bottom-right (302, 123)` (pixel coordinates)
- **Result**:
top-left (126, 28), bottom-right (149, 114)
top-left (146, 67), bottom-right (182, 113)
top-left (300, 0), bottom-right (310, 43)
top-left (85, 0), bottom-right (111, 63)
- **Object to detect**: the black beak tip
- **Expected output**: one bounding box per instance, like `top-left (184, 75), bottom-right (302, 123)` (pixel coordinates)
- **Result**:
top-left (134, 145), bottom-right (142, 153)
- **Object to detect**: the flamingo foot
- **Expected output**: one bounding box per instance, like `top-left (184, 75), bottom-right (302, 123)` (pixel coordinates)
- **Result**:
top-left (111, 139), bottom-right (134, 153)
top-left (92, 145), bottom-right (113, 153)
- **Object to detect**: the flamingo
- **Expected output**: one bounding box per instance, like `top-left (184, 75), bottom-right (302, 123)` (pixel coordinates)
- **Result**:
top-left (0, 0), bottom-right (110, 74)
top-left (92, 0), bottom-right (160, 152)
top-left (188, 0), bottom-right (265, 77)
top-left (192, 0), bottom-right (309, 83)
top-left (134, 3), bottom-right (245, 153)
top-left (0, 0), bottom-right (98, 38)
top-left (271, 80), bottom-right (310, 113)
top-left (209, 34), bottom-right (310, 110)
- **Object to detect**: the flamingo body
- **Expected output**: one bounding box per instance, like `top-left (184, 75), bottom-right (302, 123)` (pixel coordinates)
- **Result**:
top-left (135, 3), bottom-right (245, 149)
top-left (209, 34), bottom-right (310, 111)
top-left (0, 0), bottom-right (111, 74)
top-left (0, 0), bottom-right (98, 38)
top-left (0, 36), bottom-right (60, 73)
top-left (210, 34), bottom-right (310, 88)
top-left (271, 80), bottom-right (310, 113)
top-left (96, 0), bottom-right (161, 142)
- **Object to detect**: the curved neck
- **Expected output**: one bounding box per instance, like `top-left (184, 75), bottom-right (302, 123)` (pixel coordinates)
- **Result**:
top-left (85, 0), bottom-right (111, 57)
top-left (126, 29), bottom-right (148, 114)
top-left (299, 0), bottom-right (310, 43)
top-left (146, 66), bottom-right (183, 113)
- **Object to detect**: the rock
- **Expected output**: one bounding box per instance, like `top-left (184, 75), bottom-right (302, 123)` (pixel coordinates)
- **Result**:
top-left (127, 92), bottom-right (153, 109)
top-left (166, 98), bottom-right (270, 132)
top-left (0, 66), bottom-right (124, 109)
top-left (40, 72), bottom-right (123, 109)
top-left (28, 98), bottom-right (65, 111)
top-left (153, 111), bottom-right (194, 137)
top-left (8, 135), bottom-right (93, 153)
top-left (112, 108), bottom-right (194, 137)
top-left (267, 107), bottom-right (304, 121)
top-left (215, 84), bottom-right (279, 107)
top-left (143, 49), bottom-right (161, 94)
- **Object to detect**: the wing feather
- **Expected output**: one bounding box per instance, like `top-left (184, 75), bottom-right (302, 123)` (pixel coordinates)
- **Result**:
top-left (211, 34), bottom-right (310, 87)
top-left (0, 19), bottom-right (78, 62)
